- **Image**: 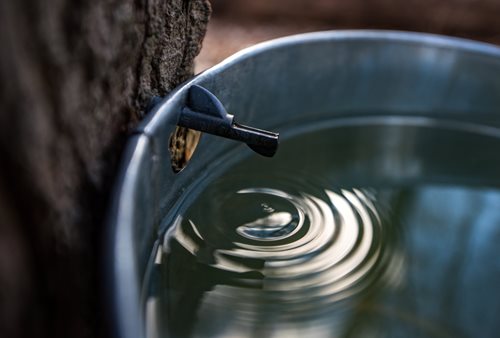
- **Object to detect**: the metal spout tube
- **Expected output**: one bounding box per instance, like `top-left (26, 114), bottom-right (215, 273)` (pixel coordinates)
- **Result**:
top-left (177, 85), bottom-right (279, 157)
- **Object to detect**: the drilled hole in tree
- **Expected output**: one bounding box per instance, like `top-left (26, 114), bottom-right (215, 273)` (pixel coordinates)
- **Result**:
top-left (168, 126), bottom-right (201, 173)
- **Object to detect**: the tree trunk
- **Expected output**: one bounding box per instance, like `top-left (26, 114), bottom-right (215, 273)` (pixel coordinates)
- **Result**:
top-left (0, 1), bottom-right (210, 337)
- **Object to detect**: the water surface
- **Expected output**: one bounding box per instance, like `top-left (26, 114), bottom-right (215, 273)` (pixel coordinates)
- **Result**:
top-left (144, 117), bottom-right (500, 338)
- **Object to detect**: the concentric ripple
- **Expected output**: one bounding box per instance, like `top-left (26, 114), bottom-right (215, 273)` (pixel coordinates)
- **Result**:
top-left (163, 174), bottom-right (396, 331)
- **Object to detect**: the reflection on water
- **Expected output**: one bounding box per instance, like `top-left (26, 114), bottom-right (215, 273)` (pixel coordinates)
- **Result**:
top-left (144, 118), bottom-right (500, 338)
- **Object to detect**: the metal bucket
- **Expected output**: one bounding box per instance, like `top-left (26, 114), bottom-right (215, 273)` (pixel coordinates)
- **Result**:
top-left (106, 31), bottom-right (500, 338)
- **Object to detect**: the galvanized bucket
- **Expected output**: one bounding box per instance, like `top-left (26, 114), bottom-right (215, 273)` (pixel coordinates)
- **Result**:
top-left (106, 30), bottom-right (500, 338)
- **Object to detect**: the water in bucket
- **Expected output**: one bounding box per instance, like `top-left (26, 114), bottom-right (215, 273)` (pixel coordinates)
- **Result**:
top-left (144, 115), bottom-right (500, 338)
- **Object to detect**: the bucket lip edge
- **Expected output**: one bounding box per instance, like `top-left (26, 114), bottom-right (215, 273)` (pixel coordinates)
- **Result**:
top-left (200, 29), bottom-right (500, 75)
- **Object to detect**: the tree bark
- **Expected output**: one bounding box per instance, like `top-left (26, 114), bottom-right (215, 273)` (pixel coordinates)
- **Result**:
top-left (0, 1), bottom-right (210, 337)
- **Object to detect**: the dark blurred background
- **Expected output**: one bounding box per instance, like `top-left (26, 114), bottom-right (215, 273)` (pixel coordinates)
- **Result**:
top-left (196, 0), bottom-right (500, 71)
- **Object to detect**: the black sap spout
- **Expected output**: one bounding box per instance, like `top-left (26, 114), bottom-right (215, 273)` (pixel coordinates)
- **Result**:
top-left (178, 85), bottom-right (279, 157)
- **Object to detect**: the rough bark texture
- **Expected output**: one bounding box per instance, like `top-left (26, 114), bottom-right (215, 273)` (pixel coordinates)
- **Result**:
top-left (0, 1), bottom-right (210, 337)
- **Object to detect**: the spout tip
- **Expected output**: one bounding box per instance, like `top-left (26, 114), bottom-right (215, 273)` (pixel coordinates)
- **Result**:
top-left (247, 137), bottom-right (279, 157)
